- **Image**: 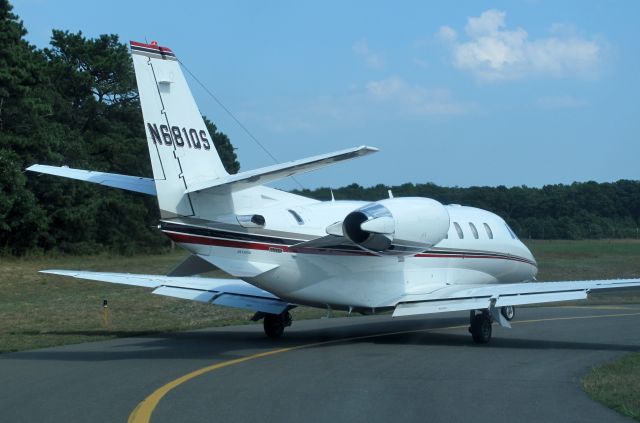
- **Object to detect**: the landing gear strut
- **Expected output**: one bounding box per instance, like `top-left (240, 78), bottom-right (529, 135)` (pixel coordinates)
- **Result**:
top-left (469, 310), bottom-right (492, 344)
top-left (262, 311), bottom-right (292, 338)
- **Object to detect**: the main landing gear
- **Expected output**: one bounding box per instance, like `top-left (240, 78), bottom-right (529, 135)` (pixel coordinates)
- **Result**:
top-left (468, 306), bottom-right (516, 344)
top-left (469, 310), bottom-right (492, 344)
top-left (260, 311), bottom-right (292, 338)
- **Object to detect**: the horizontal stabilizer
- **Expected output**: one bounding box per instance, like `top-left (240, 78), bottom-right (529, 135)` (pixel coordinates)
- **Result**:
top-left (185, 145), bottom-right (378, 194)
top-left (41, 270), bottom-right (290, 314)
top-left (26, 165), bottom-right (156, 196)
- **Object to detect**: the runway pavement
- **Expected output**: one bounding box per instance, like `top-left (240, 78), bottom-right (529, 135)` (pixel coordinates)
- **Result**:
top-left (1, 305), bottom-right (639, 423)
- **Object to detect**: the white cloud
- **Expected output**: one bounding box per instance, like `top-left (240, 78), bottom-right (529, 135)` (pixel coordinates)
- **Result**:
top-left (437, 9), bottom-right (604, 81)
top-left (352, 39), bottom-right (385, 69)
top-left (365, 76), bottom-right (472, 116)
top-left (535, 95), bottom-right (587, 109)
top-left (435, 25), bottom-right (457, 42)
top-left (257, 77), bottom-right (471, 132)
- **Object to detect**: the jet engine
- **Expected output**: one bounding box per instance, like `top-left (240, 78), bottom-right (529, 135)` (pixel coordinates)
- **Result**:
top-left (339, 198), bottom-right (450, 255)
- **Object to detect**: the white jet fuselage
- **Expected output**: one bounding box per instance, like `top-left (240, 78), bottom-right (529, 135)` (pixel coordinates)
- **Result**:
top-left (164, 198), bottom-right (537, 313)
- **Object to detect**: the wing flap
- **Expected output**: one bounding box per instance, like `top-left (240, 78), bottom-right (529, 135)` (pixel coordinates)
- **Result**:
top-left (494, 291), bottom-right (587, 307)
top-left (26, 165), bottom-right (157, 196)
top-left (394, 298), bottom-right (491, 317)
top-left (153, 286), bottom-right (218, 302)
top-left (212, 294), bottom-right (288, 315)
top-left (394, 278), bottom-right (640, 318)
top-left (42, 270), bottom-right (290, 314)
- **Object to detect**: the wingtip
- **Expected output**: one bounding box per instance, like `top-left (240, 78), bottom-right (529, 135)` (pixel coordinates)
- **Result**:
top-left (359, 145), bottom-right (379, 153)
top-left (40, 269), bottom-right (76, 276)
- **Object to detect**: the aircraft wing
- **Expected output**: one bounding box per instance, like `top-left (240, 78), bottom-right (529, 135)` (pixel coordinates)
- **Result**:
top-left (26, 165), bottom-right (157, 196)
top-left (393, 278), bottom-right (640, 318)
top-left (41, 270), bottom-right (290, 315)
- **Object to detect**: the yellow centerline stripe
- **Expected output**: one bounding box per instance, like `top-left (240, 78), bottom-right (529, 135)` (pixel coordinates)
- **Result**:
top-left (128, 311), bottom-right (640, 423)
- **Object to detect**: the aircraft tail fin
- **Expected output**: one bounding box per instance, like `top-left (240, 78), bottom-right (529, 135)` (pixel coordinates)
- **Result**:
top-left (130, 41), bottom-right (229, 217)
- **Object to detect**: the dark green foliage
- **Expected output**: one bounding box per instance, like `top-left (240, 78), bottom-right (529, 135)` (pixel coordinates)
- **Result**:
top-left (0, 1), bottom-right (637, 255)
top-left (294, 180), bottom-right (640, 240)
top-left (0, 2), bottom-right (240, 255)
top-left (203, 115), bottom-right (239, 174)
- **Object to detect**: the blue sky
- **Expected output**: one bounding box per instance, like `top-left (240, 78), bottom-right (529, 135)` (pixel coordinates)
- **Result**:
top-left (13, 0), bottom-right (640, 190)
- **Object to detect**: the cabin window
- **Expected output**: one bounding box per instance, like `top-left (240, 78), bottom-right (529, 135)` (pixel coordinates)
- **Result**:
top-left (483, 223), bottom-right (494, 239)
top-left (505, 223), bottom-right (517, 239)
top-left (287, 209), bottom-right (304, 225)
top-left (453, 222), bottom-right (464, 239)
top-left (469, 222), bottom-right (479, 239)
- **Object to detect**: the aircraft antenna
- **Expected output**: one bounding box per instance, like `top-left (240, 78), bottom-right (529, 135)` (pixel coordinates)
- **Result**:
top-left (178, 60), bottom-right (305, 190)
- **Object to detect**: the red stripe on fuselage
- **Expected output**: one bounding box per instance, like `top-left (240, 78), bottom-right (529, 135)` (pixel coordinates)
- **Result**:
top-left (166, 232), bottom-right (288, 251)
top-left (165, 231), bottom-right (535, 264)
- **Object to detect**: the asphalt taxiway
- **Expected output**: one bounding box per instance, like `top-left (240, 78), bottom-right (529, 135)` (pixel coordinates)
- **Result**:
top-left (1, 306), bottom-right (639, 423)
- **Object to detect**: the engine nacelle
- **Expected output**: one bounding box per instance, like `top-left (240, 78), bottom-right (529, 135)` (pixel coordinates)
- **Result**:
top-left (341, 197), bottom-right (450, 255)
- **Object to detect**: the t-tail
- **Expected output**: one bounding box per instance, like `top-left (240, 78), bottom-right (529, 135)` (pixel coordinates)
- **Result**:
top-left (27, 41), bottom-right (378, 219)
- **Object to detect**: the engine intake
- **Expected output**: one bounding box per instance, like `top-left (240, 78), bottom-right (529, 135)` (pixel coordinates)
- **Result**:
top-left (341, 198), bottom-right (450, 255)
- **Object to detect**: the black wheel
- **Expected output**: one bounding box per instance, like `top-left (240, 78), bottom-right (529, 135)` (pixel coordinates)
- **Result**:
top-left (263, 311), bottom-right (292, 338)
top-left (501, 306), bottom-right (515, 321)
top-left (469, 313), bottom-right (492, 344)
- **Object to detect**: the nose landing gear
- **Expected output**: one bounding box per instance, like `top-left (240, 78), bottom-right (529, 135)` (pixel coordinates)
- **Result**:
top-left (501, 305), bottom-right (515, 321)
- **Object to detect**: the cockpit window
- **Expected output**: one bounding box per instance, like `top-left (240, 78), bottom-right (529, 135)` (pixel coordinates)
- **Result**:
top-left (453, 222), bottom-right (464, 239)
top-left (483, 223), bottom-right (494, 239)
top-left (287, 209), bottom-right (304, 225)
top-left (505, 223), bottom-right (517, 239)
top-left (469, 222), bottom-right (479, 239)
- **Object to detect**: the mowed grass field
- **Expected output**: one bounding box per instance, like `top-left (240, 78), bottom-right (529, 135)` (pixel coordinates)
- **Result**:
top-left (1, 239), bottom-right (640, 354)
top-left (0, 251), bottom-right (337, 353)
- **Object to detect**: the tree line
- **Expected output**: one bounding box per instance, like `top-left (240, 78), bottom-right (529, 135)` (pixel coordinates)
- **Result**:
top-left (0, 1), bottom-right (238, 255)
top-left (293, 180), bottom-right (640, 240)
top-left (1, 0), bottom-right (637, 256)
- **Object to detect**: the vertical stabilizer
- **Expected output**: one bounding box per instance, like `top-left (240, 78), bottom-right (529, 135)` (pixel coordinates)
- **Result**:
top-left (130, 41), bottom-right (229, 217)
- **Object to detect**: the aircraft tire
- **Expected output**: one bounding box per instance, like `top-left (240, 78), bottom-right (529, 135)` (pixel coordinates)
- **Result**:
top-left (263, 311), bottom-right (292, 338)
top-left (470, 313), bottom-right (492, 344)
top-left (501, 305), bottom-right (515, 321)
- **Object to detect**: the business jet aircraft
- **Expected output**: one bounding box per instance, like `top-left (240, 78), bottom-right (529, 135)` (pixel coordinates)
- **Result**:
top-left (27, 41), bottom-right (640, 344)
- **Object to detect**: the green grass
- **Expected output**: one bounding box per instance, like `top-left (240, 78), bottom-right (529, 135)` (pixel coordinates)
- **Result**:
top-left (0, 251), bottom-right (337, 353)
top-left (525, 239), bottom-right (640, 304)
top-left (1, 239), bottom-right (639, 353)
top-left (582, 353), bottom-right (640, 421)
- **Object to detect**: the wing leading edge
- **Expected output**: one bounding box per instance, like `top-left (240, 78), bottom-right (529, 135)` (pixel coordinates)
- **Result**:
top-left (41, 270), bottom-right (290, 315)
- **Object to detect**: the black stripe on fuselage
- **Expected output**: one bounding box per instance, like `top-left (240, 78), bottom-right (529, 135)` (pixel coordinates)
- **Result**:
top-left (160, 221), bottom-right (303, 246)
top-left (160, 221), bottom-right (537, 266)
